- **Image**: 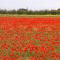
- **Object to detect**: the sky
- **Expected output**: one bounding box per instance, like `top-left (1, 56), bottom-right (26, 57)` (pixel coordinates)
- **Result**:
top-left (0, 0), bottom-right (60, 10)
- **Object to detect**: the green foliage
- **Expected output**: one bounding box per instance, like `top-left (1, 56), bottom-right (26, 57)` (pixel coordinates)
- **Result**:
top-left (0, 8), bottom-right (60, 15)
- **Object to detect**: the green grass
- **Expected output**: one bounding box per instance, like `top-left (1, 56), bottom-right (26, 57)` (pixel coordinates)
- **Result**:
top-left (0, 14), bottom-right (60, 17)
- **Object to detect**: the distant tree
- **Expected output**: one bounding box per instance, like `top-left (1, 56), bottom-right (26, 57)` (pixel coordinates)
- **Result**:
top-left (50, 10), bottom-right (57, 15)
top-left (17, 9), bottom-right (28, 14)
top-left (58, 8), bottom-right (60, 11)
top-left (8, 10), bottom-right (17, 14)
top-left (0, 9), bottom-right (7, 14)
top-left (0, 8), bottom-right (60, 15)
top-left (57, 9), bottom-right (60, 14)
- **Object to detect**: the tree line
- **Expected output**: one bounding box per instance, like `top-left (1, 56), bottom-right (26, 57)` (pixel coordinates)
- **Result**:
top-left (0, 8), bottom-right (60, 15)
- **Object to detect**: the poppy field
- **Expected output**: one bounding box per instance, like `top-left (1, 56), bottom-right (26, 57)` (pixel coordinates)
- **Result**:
top-left (0, 16), bottom-right (60, 60)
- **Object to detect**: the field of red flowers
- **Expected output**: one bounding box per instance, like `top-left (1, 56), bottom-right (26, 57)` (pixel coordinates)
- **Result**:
top-left (0, 16), bottom-right (60, 60)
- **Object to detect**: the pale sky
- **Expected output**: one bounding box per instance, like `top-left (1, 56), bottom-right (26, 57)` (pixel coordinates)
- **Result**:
top-left (0, 0), bottom-right (60, 10)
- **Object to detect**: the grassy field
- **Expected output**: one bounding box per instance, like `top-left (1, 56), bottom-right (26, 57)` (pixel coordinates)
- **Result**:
top-left (0, 14), bottom-right (60, 17)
